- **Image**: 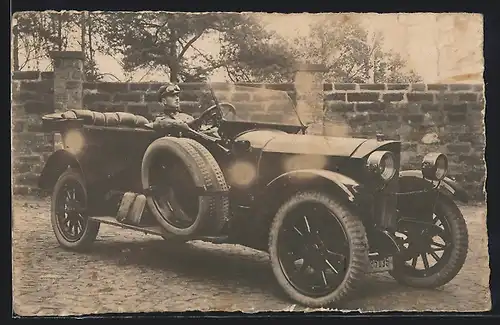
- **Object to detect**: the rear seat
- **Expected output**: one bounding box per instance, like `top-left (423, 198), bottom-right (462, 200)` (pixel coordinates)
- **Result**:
top-left (60, 109), bottom-right (150, 128)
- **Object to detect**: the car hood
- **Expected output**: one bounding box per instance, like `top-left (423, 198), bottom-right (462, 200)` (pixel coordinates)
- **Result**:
top-left (235, 130), bottom-right (397, 158)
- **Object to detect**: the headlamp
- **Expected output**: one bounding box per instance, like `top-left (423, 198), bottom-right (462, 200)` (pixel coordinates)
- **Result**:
top-left (366, 151), bottom-right (397, 182)
top-left (422, 152), bottom-right (448, 181)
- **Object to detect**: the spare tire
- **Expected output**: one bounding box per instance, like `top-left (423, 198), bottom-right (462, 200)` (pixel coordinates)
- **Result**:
top-left (141, 137), bottom-right (227, 236)
top-left (180, 138), bottom-right (230, 234)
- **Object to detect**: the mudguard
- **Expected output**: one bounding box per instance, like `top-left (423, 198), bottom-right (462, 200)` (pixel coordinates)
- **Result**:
top-left (38, 149), bottom-right (84, 190)
top-left (398, 170), bottom-right (469, 203)
top-left (265, 169), bottom-right (359, 203)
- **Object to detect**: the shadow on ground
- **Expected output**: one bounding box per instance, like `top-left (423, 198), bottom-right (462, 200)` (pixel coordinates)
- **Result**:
top-left (83, 238), bottom-right (290, 300)
top-left (81, 237), bottom-right (423, 309)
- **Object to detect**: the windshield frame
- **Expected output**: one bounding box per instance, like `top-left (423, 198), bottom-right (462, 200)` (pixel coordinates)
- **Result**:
top-left (203, 83), bottom-right (303, 127)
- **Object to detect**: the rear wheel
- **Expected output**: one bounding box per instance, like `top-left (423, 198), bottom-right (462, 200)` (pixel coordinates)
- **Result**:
top-left (50, 168), bottom-right (100, 251)
top-left (269, 191), bottom-right (369, 308)
top-left (390, 196), bottom-right (469, 288)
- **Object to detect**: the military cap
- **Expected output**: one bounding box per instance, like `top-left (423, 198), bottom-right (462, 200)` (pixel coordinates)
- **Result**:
top-left (158, 82), bottom-right (181, 101)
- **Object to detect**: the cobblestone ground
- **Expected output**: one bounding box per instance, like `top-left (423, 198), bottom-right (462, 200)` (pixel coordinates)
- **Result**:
top-left (12, 196), bottom-right (491, 316)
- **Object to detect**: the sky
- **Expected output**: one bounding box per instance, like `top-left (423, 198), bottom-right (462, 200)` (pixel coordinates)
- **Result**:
top-left (253, 13), bottom-right (484, 83)
top-left (15, 12), bottom-right (484, 83)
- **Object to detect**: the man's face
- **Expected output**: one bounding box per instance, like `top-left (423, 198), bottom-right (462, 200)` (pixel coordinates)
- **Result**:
top-left (162, 93), bottom-right (180, 111)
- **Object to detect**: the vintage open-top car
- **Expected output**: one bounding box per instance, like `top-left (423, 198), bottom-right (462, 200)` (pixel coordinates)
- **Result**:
top-left (38, 83), bottom-right (469, 308)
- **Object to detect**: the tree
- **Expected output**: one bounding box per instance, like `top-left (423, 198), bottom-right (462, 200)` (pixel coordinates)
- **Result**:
top-left (12, 11), bottom-right (78, 71)
top-left (80, 11), bottom-right (103, 81)
top-left (12, 11), bottom-right (103, 80)
top-left (292, 16), bottom-right (422, 83)
top-left (218, 14), bottom-right (297, 83)
top-left (95, 12), bottom-right (296, 83)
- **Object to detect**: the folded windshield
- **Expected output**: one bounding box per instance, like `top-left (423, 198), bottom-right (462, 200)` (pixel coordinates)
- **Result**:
top-left (199, 84), bottom-right (302, 126)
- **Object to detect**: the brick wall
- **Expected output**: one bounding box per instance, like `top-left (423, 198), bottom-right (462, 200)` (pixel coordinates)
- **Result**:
top-left (11, 76), bottom-right (486, 201)
top-left (81, 82), bottom-right (298, 121)
top-left (322, 83), bottom-right (486, 201)
top-left (12, 71), bottom-right (56, 195)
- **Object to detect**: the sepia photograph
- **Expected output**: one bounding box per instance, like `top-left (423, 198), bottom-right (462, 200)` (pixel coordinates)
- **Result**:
top-left (11, 11), bottom-right (489, 315)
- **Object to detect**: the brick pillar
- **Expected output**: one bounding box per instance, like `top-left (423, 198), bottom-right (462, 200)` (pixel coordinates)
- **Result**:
top-left (293, 63), bottom-right (327, 135)
top-left (49, 51), bottom-right (84, 152)
top-left (50, 51), bottom-right (84, 113)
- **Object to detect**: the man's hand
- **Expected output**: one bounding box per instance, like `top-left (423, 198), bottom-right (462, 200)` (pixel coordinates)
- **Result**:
top-left (172, 120), bottom-right (190, 129)
top-left (203, 126), bottom-right (220, 137)
top-left (176, 121), bottom-right (189, 130)
top-left (155, 118), bottom-right (190, 130)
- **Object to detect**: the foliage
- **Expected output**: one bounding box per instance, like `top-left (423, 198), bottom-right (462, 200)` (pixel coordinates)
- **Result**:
top-left (12, 12), bottom-right (421, 84)
top-left (12, 12), bottom-right (78, 70)
top-left (292, 16), bottom-right (423, 83)
top-left (94, 12), bottom-right (295, 83)
top-left (217, 14), bottom-right (297, 83)
top-left (12, 11), bottom-right (104, 80)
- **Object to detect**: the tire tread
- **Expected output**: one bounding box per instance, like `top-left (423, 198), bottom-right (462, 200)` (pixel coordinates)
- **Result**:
top-left (177, 138), bottom-right (230, 234)
top-left (50, 168), bottom-right (100, 251)
top-left (390, 197), bottom-right (469, 288)
top-left (269, 191), bottom-right (369, 307)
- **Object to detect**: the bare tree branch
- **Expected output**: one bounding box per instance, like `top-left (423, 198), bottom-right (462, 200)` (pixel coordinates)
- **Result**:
top-left (18, 39), bottom-right (47, 70)
top-left (343, 60), bottom-right (358, 80)
top-left (349, 60), bottom-right (370, 81)
top-left (136, 63), bottom-right (157, 82)
top-left (18, 44), bottom-right (33, 70)
top-left (224, 66), bottom-right (236, 82)
top-left (178, 31), bottom-right (205, 59)
top-left (96, 73), bottom-right (123, 82)
top-left (189, 44), bottom-right (224, 70)
top-left (154, 21), bottom-right (169, 44)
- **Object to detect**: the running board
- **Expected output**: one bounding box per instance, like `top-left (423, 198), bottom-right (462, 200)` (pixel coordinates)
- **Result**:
top-left (89, 216), bottom-right (230, 244)
top-left (90, 216), bottom-right (167, 237)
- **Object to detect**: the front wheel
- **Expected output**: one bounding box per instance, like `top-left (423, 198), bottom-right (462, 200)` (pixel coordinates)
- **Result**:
top-left (50, 168), bottom-right (100, 251)
top-left (390, 196), bottom-right (469, 288)
top-left (268, 191), bottom-right (370, 308)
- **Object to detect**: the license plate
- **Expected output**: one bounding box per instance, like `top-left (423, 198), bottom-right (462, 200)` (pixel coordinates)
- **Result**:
top-left (369, 256), bottom-right (393, 273)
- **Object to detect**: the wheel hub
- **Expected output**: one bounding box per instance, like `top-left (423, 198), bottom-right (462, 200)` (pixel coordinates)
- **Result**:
top-left (65, 202), bottom-right (82, 213)
top-left (277, 207), bottom-right (352, 298)
top-left (302, 235), bottom-right (333, 270)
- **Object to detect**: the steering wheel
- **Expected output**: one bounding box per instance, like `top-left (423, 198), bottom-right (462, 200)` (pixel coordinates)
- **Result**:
top-left (190, 102), bottom-right (236, 130)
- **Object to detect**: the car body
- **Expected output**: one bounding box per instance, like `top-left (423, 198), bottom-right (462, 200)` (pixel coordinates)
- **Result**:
top-left (38, 83), bottom-right (470, 308)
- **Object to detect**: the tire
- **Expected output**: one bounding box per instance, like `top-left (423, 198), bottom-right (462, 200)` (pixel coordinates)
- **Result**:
top-left (268, 191), bottom-right (369, 308)
top-left (50, 168), bottom-right (100, 251)
top-left (179, 138), bottom-right (230, 235)
top-left (390, 196), bottom-right (469, 288)
top-left (141, 137), bottom-right (221, 236)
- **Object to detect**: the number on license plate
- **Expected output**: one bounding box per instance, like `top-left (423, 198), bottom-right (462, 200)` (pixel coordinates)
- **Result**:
top-left (369, 256), bottom-right (393, 273)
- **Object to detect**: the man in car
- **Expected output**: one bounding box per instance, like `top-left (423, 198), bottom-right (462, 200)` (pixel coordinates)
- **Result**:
top-left (151, 82), bottom-right (194, 128)
top-left (149, 82), bottom-right (219, 136)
